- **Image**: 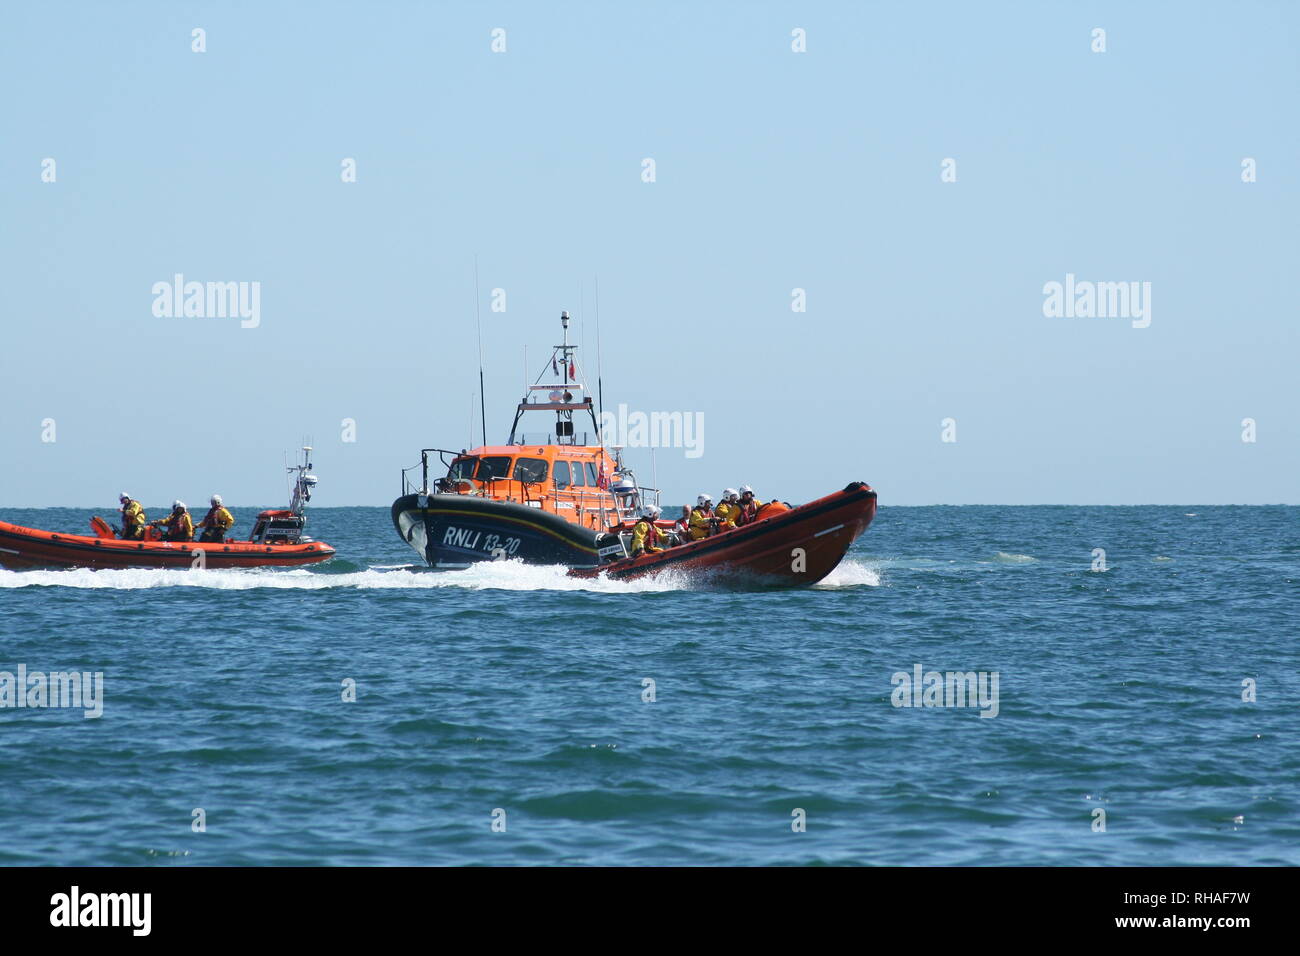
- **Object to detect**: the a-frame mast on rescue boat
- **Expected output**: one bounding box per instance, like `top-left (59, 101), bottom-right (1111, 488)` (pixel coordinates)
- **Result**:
top-left (507, 311), bottom-right (602, 447)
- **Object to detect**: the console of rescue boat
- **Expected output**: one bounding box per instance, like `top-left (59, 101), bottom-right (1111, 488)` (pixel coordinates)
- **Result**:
top-left (249, 449), bottom-right (320, 544)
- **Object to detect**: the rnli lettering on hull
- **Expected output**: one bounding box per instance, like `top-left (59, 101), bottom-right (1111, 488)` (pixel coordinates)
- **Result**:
top-left (441, 525), bottom-right (522, 556)
top-left (445, 526), bottom-right (482, 550)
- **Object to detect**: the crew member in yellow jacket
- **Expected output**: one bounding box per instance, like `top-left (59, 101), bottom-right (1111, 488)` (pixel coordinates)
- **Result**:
top-left (630, 505), bottom-right (668, 557)
top-left (151, 500), bottom-right (194, 542)
top-left (714, 488), bottom-right (741, 530)
top-left (687, 494), bottom-right (715, 540)
top-left (118, 493), bottom-right (146, 540)
top-left (196, 494), bottom-right (235, 543)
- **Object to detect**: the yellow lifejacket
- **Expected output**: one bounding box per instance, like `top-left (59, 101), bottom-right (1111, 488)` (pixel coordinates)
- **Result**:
top-left (121, 499), bottom-right (146, 530)
top-left (158, 511), bottom-right (194, 541)
top-left (687, 507), bottom-right (712, 540)
top-left (200, 505), bottom-right (234, 531)
top-left (630, 519), bottom-right (666, 556)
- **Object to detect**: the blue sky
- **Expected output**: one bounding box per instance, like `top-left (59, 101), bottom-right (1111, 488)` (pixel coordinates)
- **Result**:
top-left (2, 1), bottom-right (1296, 507)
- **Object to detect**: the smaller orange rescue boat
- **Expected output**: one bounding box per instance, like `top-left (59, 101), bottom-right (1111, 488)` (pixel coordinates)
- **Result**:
top-left (568, 482), bottom-right (877, 586)
top-left (0, 449), bottom-right (335, 571)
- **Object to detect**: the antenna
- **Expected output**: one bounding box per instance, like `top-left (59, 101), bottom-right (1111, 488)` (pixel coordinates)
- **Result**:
top-left (288, 442), bottom-right (317, 516)
top-left (561, 309), bottom-right (570, 385)
top-left (474, 256), bottom-right (487, 447)
top-left (595, 277), bottom-right (604, 441)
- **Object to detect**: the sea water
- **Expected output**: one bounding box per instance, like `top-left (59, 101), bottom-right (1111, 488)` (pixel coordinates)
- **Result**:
top-left (0, 505), bottom-right (1295, 865)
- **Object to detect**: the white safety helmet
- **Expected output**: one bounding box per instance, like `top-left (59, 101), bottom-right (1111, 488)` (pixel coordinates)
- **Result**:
top-left (211, 494), bottom-right (223, 506)
top-left (173, 499), bottom-right (186, 511)
top-left (740, 484), bottom-right (754, 496)
top-left (723, 487), bottom-right (738, 500)
top-left (119, 492), bottom-right (131, 502)
top-left (643, 505), bottom-right (661, 519)
top-left (697, 493), bottom-right (712, 506)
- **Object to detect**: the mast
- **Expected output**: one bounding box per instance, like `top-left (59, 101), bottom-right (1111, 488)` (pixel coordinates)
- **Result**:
top-left (595, 277), bottom-right (604, 429)
top-left (288, 446), bottom-right (317, 516)
top-left (474, 257), bottom-right (487, 447)
top-left (506, 311), bottom-right (602, 446)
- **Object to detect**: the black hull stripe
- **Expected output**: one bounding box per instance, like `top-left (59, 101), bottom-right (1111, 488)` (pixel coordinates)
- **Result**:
top-left (392, 494), bottom-right (601, 552)
top-left (407, 508), bottom-right (598, 553)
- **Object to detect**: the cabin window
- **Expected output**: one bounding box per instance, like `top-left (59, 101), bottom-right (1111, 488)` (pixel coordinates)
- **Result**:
top-left (449, 458), bottom-right (477, 480)
top-left (570, 461), bottom-right (587, 487)
top-left (513, 458), bottom-right (549, 483)
top-left (476, 457), bottom-right (513, 480)
top-left (586, 462), bottom-right (600, 485)
top-left (553, 461), bottom-right (572, 490)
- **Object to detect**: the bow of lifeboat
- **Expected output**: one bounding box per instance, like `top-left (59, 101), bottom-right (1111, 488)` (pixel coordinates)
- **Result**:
top-left (391, 445), bottom-right (628, 569)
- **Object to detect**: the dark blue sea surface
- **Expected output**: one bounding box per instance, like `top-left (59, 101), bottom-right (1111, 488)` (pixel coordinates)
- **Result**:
top-left (1, 505), bottom-right (1296, 865)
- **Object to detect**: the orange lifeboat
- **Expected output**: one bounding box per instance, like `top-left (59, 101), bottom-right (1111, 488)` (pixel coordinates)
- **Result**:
top-left (0, 448), bottom-right (336, 571)
top-left (391, 310), bottom-right (878, 585)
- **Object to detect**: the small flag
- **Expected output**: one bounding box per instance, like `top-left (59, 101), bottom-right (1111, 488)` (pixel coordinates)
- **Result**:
top-left (552, 356), bottom-right (559, 375)
top-left (568, 360), bottom-right (576, 378)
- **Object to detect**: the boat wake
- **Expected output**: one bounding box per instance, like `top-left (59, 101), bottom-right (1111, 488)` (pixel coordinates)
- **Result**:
top-left (0, 557), bottom-right (882, 593)
top-left (0, 561), bottom-right (689, 594)
top-left (992, 551), bottom-right (1037, 564)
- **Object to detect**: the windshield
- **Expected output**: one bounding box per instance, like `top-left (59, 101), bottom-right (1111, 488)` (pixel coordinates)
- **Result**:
top-left (477, 457), bottom-right (513, 479)
top-left (449, 456), bottom-right (513, 480)
top-left (513, 458), bottom-right (548, 483)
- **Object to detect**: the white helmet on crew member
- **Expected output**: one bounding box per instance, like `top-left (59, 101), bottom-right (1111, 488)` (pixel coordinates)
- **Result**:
top-left (643, 504), bottom-right (661, 519)
top-left (723, 487), bottom-right (738, 501)
top-left (697, 493), bottom-right (712, 507)
top-left (210, 494), bottom-right (223, 506)
top-left (173, 499), bottom-right (186, 511)
top-left (739, 485), bottom-right (754, 496)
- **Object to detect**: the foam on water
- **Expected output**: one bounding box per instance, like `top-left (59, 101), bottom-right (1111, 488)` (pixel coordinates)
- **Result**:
top-left (0, 560), bottom-right (690, 594)
top-left (993, 551), bottom-right (1037, 563)
top-left (813, 559), bottom-right (882, 589)
top-left (0, 557), bottom-right (881, 593)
